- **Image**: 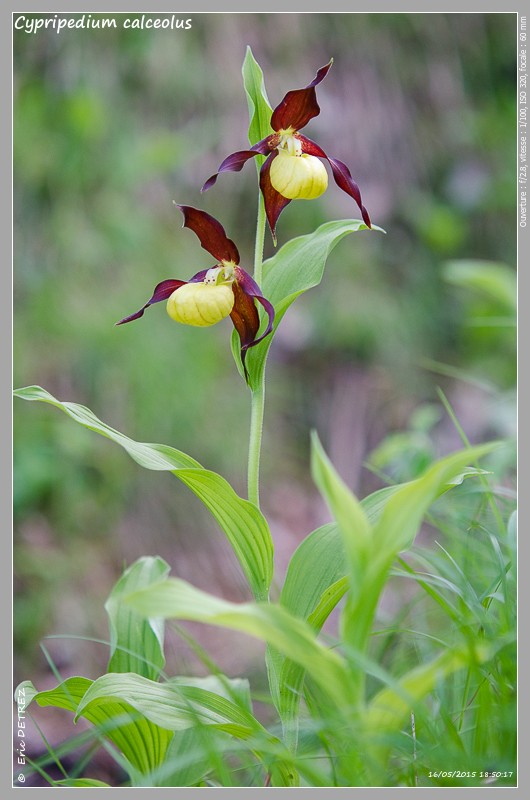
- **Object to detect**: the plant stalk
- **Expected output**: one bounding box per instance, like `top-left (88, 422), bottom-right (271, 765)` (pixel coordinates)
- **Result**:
top-left (247, 191), bottom-right (267, 508)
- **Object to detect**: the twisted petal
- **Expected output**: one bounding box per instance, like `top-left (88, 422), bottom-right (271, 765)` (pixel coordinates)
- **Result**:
top-left (176, 205), bottom-right (240, 264)
top-left (234, 268), bottom-right (275, 347)
top-left (201, 137), bottom-right (273, 192)
top-left (115, 271), bottom-right (208, 325)
top-left (231, 266), bottom-right (275, 381)
top-left (270, 60), bottom-right (333, 132)
top-left (259, 152), bottom-right (292, 245)
top-left (297, 134), bottom-right (371, 228)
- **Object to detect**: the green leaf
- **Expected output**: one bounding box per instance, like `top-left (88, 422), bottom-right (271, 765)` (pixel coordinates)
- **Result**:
top-left (361, 637), bottom-right (510, 780)
top-left (105, 556), bottom-right (170, 680)
top-left (360, 465), bottom-right (493, 529)
top-left (277, 461), bottom-right (486, 640)
top-left (157, 728), bottom-right (212, 787)
top-left (76, 673), bottom-right (255, 734)
top-left (310, 434), bottom-right (375, 696)
top-left (267, 523), bottom-right (348, 749)
top-left (442, 259), bottom-right (516, 312)
top-left (55, 779), bottom-right (112, 787)
top-left (370, 443), bottom-right (502, 564)
top-left (309, 440), bottom-right (502, 683)
top-left (242, 46), bottom-right (273, 148)
top-left (280, 523), bottom-right (347, 623)
top-left (123, 577), bottom-right (352, 710)
top-left (21, 673), bottom-right (272, 786)
top-left (268, 456), bottom-right (494, 751)
top-left (170, 674), bottom-right (253, 713)
top-left (156, 727), bottom-right (218, 787)
top-left (14, 386), bottom-right (273, 601)
top-left (77, 672), bottom-right (298, 787)
top-left (243, 220), bottom-right (384, 388)
top-left (311, 433), bottom-right (371, 595)
top-left (21, 677), bottom-right (173, 780)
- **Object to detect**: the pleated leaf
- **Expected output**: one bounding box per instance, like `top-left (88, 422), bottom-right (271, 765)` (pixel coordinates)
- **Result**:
top-left (20, 673), bottom-right (293, 785)
top-left (14, 386), bottom-right (273, 601)
top-left (19, 677), bottom-right (173, 779)
top-left (123, 577), bottom-right (352, 710)
top-left (105, 556), bottom-right (169, 680)
top-left (311, 438), bottom-right (502, 661)
top-left (76, 673), bottom-right (255, 733)
top-left (267, 523), bottom-right (348, 748)
top-left (259, 442), bottom-right (500, 751)
top-left (311, 432), bottom-right (371, 597)
top-left (280, 523), bottom-right (347, 622)
top-left (155, 727), bottom-right (218, 787)
top-left (286, 465), bottom-right (490, 613)
top-left (268, 453), bottom-right (497, 750)
top-left (76, 672), bottom-right (298, 787)
top-left (275, 462), bottom-right (485, 633)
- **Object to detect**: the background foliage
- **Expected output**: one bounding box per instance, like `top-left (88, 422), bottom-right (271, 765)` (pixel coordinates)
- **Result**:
top-left (14, 12), bottom-right (516, 783)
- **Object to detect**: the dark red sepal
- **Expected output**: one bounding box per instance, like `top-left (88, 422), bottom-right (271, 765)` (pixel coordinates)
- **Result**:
top-left (327, 157), bottom-right (372, 228)
top-left (176, 205), bottom-right (240, 264)
top-left (231, 267), bottom-right (275, 382)
top-left (259, 152), bottom-right (292, 245)
top-left (201, 137), bottom-right (273, 192)
top-left (270, 60), bottom-right (333, 133)
top-left (297, 134), bottom-right (372, 229)
top-left (115, 270), bottom-right (208, 325)
top-left (234, 267), bottom-right (275, 348)
top-left (230, 281), bottom-right (260, 381)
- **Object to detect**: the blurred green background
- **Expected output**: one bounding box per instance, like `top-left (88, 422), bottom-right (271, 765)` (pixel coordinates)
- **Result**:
top-left (14, 12), bottom-right (516, 692)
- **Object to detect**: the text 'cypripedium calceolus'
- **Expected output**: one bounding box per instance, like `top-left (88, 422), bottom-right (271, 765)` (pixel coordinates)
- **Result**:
top-left (117, 206), bottom-right (274, 382)
top-left (202, 60), bottom-right (371, 242)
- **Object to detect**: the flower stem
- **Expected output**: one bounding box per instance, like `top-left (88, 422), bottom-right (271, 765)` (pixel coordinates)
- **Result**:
top-left (253, 190), bottom-right (267, 287)
top-left (247, 192), bottom-right (267, 508)
top-left (248, 387), bottom-right (265, 507)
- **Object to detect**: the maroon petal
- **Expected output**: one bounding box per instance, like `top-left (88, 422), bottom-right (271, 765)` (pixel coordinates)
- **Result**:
top-left (115, 269), bottom-right (208, 325)
top-left (201, 137), bottom-right (273, 192)
top-left (176, 205), bottom-right (240, 264)
top-left (270, 61), bottom-right (333, 133)
top-left (115, 279), bottom-right (186, 325)
top-left (230, 281), bottom-right (260, 381)
top-left (297, 134), bottom-right (372, 228)
top-left (231, 267), bottom-right (275, 381)
top-left (259, 152), bottom-right (292, 245)
top-left (234, 267), bottom-right (275, 348)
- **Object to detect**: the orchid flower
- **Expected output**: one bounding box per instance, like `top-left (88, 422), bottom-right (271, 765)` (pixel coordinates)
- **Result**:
top-left (116, 206), bottom-right (274, 381)
top-left (202, 60), bottom-right (371, 241)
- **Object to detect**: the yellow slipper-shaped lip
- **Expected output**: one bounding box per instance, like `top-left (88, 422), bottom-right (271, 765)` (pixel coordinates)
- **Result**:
top-left (269, 150), bottom-right (328, 200)
top-left (167, 282), bottom-right (235, 327)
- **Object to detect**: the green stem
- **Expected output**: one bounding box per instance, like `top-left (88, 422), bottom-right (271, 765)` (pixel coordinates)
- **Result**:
top-left (247, 192), bottom-right (267, 508)
top-left (253, 191), bottom-right (267, 287)
top-left (248, 386), bottom-right (265, 507)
